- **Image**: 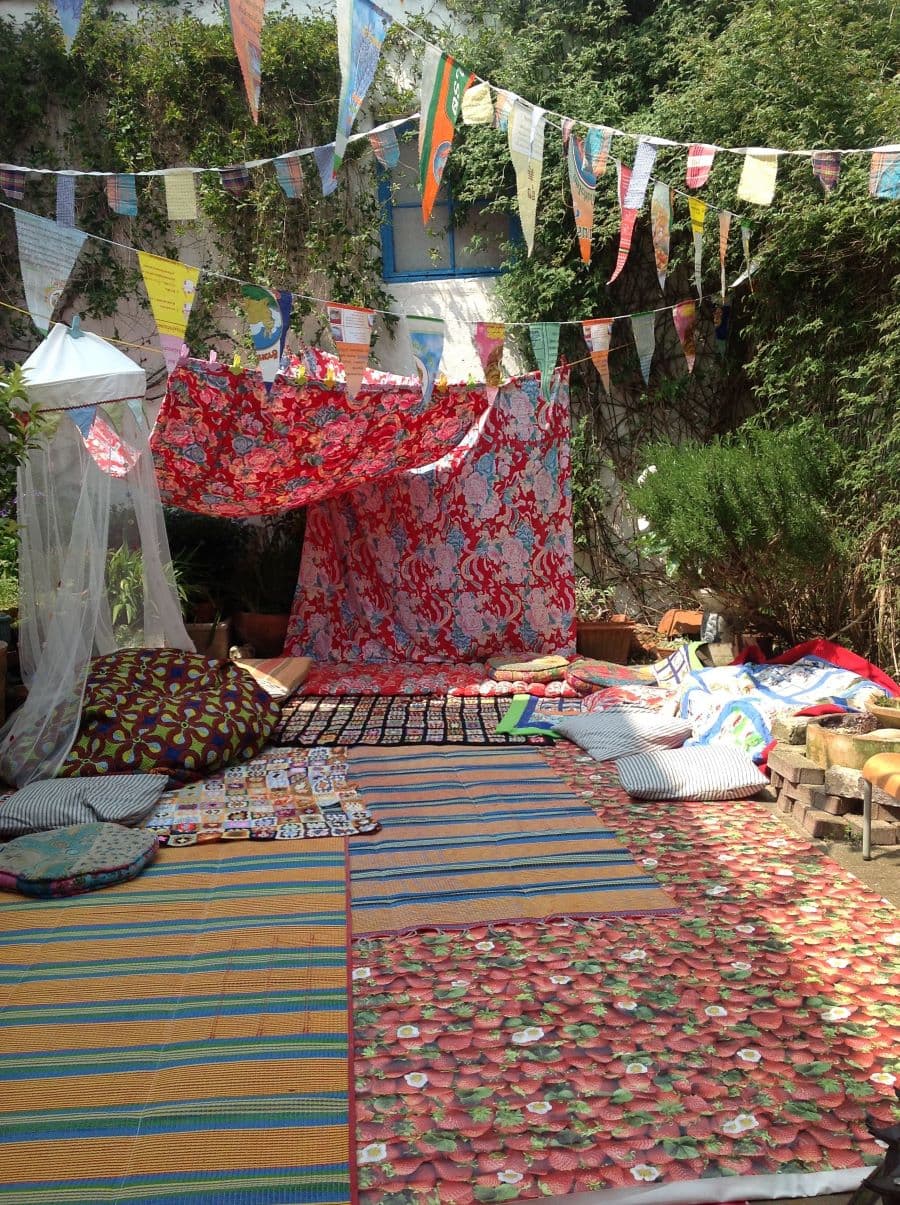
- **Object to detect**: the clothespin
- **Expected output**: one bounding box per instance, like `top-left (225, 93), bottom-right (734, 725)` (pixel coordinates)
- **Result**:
top-left (295, 363), bottom-right (308, 384)
top-left (324, 364), bottom-right (336, 387)
top-left (437, 372), bottom-right (448, 391)
top-left (231, 353), bottom-right (242, 372)
top-left (209, 349), bottom-right (218, 363)
top-left (466, 372), bottom-right (476, 388)
top-left (68, 315), bottom-right (84, 339)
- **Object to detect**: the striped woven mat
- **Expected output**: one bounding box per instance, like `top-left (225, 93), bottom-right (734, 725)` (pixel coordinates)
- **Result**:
top-left (348, 746), bottom-right (675, 936)
top-left (0, 841), bottom-right (352, 1204)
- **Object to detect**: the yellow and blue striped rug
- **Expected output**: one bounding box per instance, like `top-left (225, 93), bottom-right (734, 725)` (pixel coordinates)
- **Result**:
top-left (0, 840), bottom-right (351, 1204)
top-left (348, 746), bottom-right (675, 936)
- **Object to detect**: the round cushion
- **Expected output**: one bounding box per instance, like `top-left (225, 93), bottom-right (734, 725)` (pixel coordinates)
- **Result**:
top-left (565, 659), bottom-right (654, 696)
top-left (487, 654), bottom-right (570, 684)
top-left (0, 822), bottom-right (158, 898)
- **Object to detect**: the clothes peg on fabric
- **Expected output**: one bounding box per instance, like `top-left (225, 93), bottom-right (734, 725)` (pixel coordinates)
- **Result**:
top-left (324, 364), bottom-right (336, 387)
top-left (179, 343), bottom-right (190, 361)
top-left (208, 349), bottom-right (218, 363)
top-left (437, 372), bottom-right (448, 391)
top-left (231, 353), bottom-right (242, 372)
top-left (68, 315), bottom-right (84, 339)
top-left (295, 363), bottom-right (308, 384)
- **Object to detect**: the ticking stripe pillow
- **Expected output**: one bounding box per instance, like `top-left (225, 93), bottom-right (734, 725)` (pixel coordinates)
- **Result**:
top-left (616, 747), bottom-right (768, 800)
top-left (0, 775), bottom-right (166, 838)
top-left (553, 712), bottom-right (692, 762)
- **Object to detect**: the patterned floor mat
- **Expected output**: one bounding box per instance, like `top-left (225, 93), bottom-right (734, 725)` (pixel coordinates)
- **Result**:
top-left (273, 694), bottom-right (552, 747)
top-left (351, 743), bottom-right (900, 1203)
top-left (145, 748), bottom-right (379, 844)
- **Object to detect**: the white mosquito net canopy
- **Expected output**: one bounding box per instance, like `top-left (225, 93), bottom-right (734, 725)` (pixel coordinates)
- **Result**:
top-left (0, 323), bottom-right (192, 787)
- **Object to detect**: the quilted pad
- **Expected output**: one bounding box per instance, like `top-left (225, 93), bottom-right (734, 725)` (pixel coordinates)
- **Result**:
top-left (487, 654), bottom-right (570, 683)
top-left (0, 822), bottom-right (158, 897)
top-left (565, 659), bottom-right (654, 695)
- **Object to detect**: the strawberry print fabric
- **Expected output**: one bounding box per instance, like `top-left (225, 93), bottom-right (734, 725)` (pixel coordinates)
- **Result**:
top-left (287, 373), bottom-right (575, 662)
top-left (150, 352), bottom-right (487, 517)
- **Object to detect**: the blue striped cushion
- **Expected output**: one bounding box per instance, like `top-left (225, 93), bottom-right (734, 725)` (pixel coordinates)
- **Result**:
top-left (0, 775), bottom-right (166, 837)
top-left (616, 747), bottom-right (768, 800)
top-left (553, 712), bottom-right (691, 762)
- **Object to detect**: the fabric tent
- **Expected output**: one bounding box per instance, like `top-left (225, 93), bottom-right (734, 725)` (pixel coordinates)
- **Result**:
top-left (0, 324), bottom-right (192, 787)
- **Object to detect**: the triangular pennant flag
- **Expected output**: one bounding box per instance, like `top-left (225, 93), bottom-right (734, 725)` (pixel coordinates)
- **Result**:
top-left (0, 167), bottom-right (26, 200)
top-left (561, 117), bottom-right (575, 147)
top-left (719, 211), bottom-right (732, 300)
top-left (617, 162), bottom-right (631, 209)
top-left (274, 154), bottom-right (304, 197)
top-left (688, 197), bottom-right (707, 298)
top-left (55, 175), bottom-right (75, 227)
top-left (101, 401), bottom-right (126, 434)
top-left (630, 311), bottom-right (655, 385)
top-left (686, 143), bottom-right (715, 189)
top-left (226, 0), bottom-right (265, 123)
top-left (55, 0), bottom-right (84, 48)
top-left (407, 314), bottom-right (444, 407)
top-left (737, 149), bottom-right (779, 205)
top-left (242, 284), bottom-right (291, 393)
top-left (492, 90), bottom-right (515, 131)
top-left (508, 100), bottom-right (546, 257)
top-left (327, 302), bottom-right (375, 399)
top-left (126, 398), bottom-right (145, 426)
top-left (582, 317), bottom-right (613, 394)
top-left (567, 134), bottom-right (597, 265)
top-left (313, 144), bottom-right (339, 196)
top-left (14, 211), bottom-right (87, 334)
top-left (67, 404), bottom-right (97, 440)
top-left (672, 300), bottom-right (697, 372)
top-left (608, 207), bottom-right (639, 284)
top-left (869, 148), bottom-right (900, 199)
top-left (528, 321), bottom-right (560, 402)
top-left (586, 126), bottom-right (612, 178)
top-left (741, 222), bottom-right (751, 272)
top-left (419, 47), bottom-right (472, 224)
top-left (334, 0), bottom-right (391, 171)
top-left (622, 137), bottom-right (657, 210)
top-left (650, 181), bottom-right (671, 292)
top-left (368, 127), bottom-right (400, 169)
top-left (163, 170), bottom-right (198, 221)
top-left (472, 321), bottom-right (505, 401)
top-left (137, 250), bottom-right (200, 375)
top-left (811, 150), bottom-right (841, 194)
top-left (106, 173), bottom-right (138, 216)
top-left (461, 81), bottom-right (493, 125)
top-left (221, 164), bottom-right (252, 197)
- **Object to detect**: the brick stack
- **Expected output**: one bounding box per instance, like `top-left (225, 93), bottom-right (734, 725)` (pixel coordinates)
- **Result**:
top-left (767, 715), bottom-right (900, 845)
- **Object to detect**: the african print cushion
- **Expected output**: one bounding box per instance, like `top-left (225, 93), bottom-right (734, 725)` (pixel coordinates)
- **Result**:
top-left (58, 649), bottom-right (280, 785)
top-left (0, 774), bottom-right (166, 838)
top-left (565, 659), bottom-right (655, 696)
top-left (616, 747), bottom-right (768, 800)
top-left (0, 822), bottom-right (158, 897)
top-left (553, 712), bottom-right (692, 762)
top-left (486, 655), bottom-right (570, 684)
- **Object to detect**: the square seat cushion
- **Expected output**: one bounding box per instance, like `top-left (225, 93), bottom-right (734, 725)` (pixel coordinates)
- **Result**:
top-left (616, 747), bottom-right (769, 800)
top-left (0, 775), bottom-right (167, 838)
top-left (487, 655), bottom-right (570, 684)
top-left (0, 822), bottom-right (159, 897)
top-left (565, 659), bottom-right (654, 695)
top-left (553, 712), bottom-right (692, 762)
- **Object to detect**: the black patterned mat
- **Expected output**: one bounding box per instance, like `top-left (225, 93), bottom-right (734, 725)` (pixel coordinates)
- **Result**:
top-left (271, 693), bottom-right (552, 747)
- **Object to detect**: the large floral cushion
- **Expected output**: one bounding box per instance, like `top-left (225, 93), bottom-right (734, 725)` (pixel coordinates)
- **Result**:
top-left (565, 659), bottom-right (654, 696)
top-left (59, 650), bottom-right (280, 785)
top-left (0, 822), bottom-right (158, 897)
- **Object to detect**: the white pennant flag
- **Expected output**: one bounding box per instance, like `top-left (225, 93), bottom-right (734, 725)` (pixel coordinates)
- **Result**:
top-left (508, 99), bottom-right (546, 256)
top-left (622, 137), bottom-right (657, 210)
top-left (14, 211), bottom-right (87, 333)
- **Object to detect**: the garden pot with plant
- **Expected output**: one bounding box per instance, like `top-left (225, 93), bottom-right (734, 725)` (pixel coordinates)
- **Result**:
top-left (574, 575), bottom-right (634, 663)
top-left (232, 512), bottom-right (305, 657)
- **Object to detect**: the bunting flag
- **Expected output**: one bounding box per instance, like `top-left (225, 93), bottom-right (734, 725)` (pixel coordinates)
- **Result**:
top-left (334, 0), bottom-right (392, 171)
top-left (313, 144), bottom-right (339, 196)
top-left (608, 207), bottom-right (639, 284)
top-left (631, 311), bottom-right (656, 385)
top-left (686, 143), bottom-right (716, 189)
top-left (586, 126), bottom-right (612, 177)
top-left (811, 150), bottom-right (841, 194)
top-left (617, 162), bottom-right (631, 209)
top-left (740, 222), bottom-right (753, 291)
top-left (622, 137), bottom-right (657, 210)
top-left (672, 300), bottom-right (697, 372)
top-left (567, 133), bottom-right (597, 264)
top-left (55, 174), bottom-right (75, 227)
top-left (461, 81), bottom-right (494, 125)
top-left (0, 168), bottom-right (26, 200)
top-left (368, 127), bottom-right (400, 169)
top-left (582, 317), bottom-right (613, 394)
top-left (419, 47), bottom-right (472, 224)
top-left (561, 118), bottom-right (575, 147)
top-left (226, 0), bottom-right (265, 123)
top-left (221, 165), bottom-right (252, 197)
top-left (242, 284), bottom-right (292, 392)
top-left (869, 149), bottom-right (900, 199)
top-left (714, 300), bottom-right (731, 355)
top-left (719, 210), bottom-right (732, 299)
top-left (163, 170), bottom-right (198, 221)
top-left (472, 321), bottom-right (505, 401)
top-left (14, 211), bottom-right (87, 334)
top-left (650, 181), bottom-right (671, 291)
top-left (55, 0), bottom-right (84, 48)
top-left (327, 302), bottom-right (375, 399)
top-left (106, 173), bottom-right (138, 216)
top-left (407, 315), bottom-right (445, 407)
top-left (688, 196), bottom-right (707, 298)
top-left (528, 321), bottom-right (560, 402)
top-left (737, 149), bottom-right (779, 205)
top-left (274, 154), bottom-right (304, 197)
top-left (508, 99), bottom-right (546, 256)
top-left (68, 405), bottom-right (98, 440)
top-left (137, 251), bottom-right (200, 375)
top-left (492, 90), bottom-right (515, 132)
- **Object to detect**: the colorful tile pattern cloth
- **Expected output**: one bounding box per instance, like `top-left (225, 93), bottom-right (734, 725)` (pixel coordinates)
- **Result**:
top-left (273, 694), bottom-right (551, 747)
top-left (347, 746), bottom-right (675, 937)
top-left (0, 840), bottom-right (352, 1204)
top-left (145, 748), bottom-right (379, 844)
top-left (351, 743), bottom-right (900, 1202)
top-left (287, 374), bottom-right (575, 663)
top-left (495, 693), bottom-right (584, 737)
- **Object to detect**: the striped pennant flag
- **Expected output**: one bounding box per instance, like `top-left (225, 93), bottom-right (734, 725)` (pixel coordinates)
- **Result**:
top-left (419, 47), bottom-right (472, 223)
top-left (719, 210), bottom-right (731, 299)
top-left (811, 150), bottom-right (841, 194)
top-left (0, 167), bottom-right (26, 200)
top-left (274, 154), bottom-right (304, 197)
top-left (869, 148), bottom-right (900, 199)
top-left (107, 173), bottom-right (138, 216)
top-left (608, 164), bottom-right (635, 285)
top-left (221, 164), bottom-right (252, 197)
top-left (583, 317), bottom-right (613, 394)
top-left (686, 143), bottom-right (715, 188)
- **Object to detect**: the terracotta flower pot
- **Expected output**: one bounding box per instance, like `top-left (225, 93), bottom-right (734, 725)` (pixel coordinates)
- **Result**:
top-left (233, 612), bottom-right (290, 658)
top-left (575, 619), bottom-right (634, 664)
top-left (185, 619), bottom-right (231, 661)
